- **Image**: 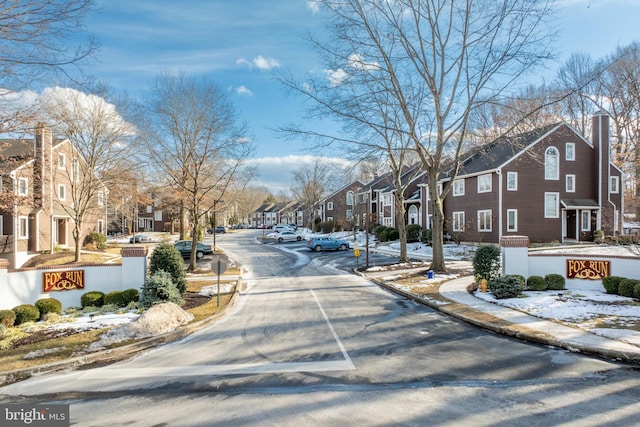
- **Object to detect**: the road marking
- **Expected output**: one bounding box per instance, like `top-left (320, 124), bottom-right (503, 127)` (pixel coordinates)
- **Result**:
top-left (310, 288), bottom-right (355, 370)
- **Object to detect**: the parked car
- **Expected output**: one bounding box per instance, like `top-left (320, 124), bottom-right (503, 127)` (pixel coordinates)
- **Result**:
top-left (275, 230), bottom-right (303, 243)
top-left (173, 240), bottom-right (214, 259)
top-left (129, 234), bottom-right (150, 243)
top-left (307, 236), bottom-right (351, 252)
top-left (215, 226), bottom-right (226, 233)
top-left (273, 225), bottom-right (295, 233)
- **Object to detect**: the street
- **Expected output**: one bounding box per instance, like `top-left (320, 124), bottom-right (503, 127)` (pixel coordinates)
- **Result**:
top-left (2, 230), bottom-right (640, 426)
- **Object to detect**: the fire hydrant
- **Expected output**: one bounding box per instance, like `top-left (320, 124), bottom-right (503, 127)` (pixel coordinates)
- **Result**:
top-left (480, 279), bottom-right (488, 293)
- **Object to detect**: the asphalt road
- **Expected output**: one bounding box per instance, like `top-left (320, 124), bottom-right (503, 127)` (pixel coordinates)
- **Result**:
top-left (2, 230), bottom-right (640, 426)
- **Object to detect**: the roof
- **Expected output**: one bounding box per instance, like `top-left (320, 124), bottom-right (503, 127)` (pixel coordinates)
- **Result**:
top-left (561, 199), bottom-right (600, 209)
top-left (447, 123), bottom-right (563, 178)
top-left (0, 138), bottom-right (68, 174)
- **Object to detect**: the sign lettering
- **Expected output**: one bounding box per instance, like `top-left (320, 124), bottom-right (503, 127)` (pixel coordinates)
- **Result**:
top-left (566, 259), bottom-right (610, 280)
top-left (43, 270), bottom-right (85, 292)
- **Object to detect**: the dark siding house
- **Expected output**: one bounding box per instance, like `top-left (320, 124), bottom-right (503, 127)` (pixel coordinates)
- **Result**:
top-left (441, 112), bottom-right (623, 244)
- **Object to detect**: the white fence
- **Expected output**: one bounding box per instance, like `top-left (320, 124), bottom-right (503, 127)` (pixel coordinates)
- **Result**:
top-left (501, 236), bottom-right (640, 291)
top-left (0, 247), bottom-right (148, 310)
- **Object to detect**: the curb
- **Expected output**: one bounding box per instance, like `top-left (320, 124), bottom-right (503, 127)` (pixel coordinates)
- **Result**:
top-left (359, 270), bottom-right (640, 364)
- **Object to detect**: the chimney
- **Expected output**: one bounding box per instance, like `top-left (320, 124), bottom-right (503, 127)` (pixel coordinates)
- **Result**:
top-left (34, 124), bottom-right (53, 209)
top-left (591, 111), bottom-right (610, 230)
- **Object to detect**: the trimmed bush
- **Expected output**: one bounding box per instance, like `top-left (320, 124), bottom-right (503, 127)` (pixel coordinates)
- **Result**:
top-left (619, 279), bottom-right (640, 298)
top-left (526, 275), bottom-right (547, 291)
top-left (421, 229), bottom-right (433, 244)
top-left (149, 243), bottom-right (187, 294)
top-left (545, 274), bottom-right (566, 291)
top-left (35, 298), bottom-right (62, 319)
top-left (13, 304), bottom-right (40, 325)
top-left (473, 245), bottom-right (501, 282)
top-left (141, 270), bottom-right (185, 308)
top-left (104, 291), bottom-right (128, 307)
top-left (0, 310), bottom-right (16, 328)
top-left (634, 283), bottom-right (640, 300)
top-left (81, 291), bottom-right (105, 308)
top-left (407, 224), bottom-right (422, 242)
top-left (602, 276), bottom-right (624, 295)
top-left (490, 275), bottom-right (525, 299)
top-left (121, 288), bottom-right (140, 305)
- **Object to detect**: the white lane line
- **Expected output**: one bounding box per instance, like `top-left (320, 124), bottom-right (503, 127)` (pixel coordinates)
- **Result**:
top-left (310, 288), bottom-right (356, 370)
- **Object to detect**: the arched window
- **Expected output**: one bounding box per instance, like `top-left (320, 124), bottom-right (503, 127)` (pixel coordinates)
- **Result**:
top-left (346, 190), bottom-right (354, 205)
top-left (408, 205), bottom-right (418, 225)
top-left (545, 147), bottom-right (559, 180)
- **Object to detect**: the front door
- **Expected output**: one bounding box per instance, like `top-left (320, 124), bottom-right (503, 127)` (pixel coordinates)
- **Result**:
top-left (565, 210), bottom-right (577, 240)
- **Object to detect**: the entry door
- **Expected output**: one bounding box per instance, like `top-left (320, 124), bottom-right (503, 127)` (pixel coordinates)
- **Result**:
top-left (565, 210), bottom-right (577, 240)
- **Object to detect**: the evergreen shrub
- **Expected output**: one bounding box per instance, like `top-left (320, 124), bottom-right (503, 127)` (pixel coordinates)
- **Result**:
top-left (104, 291), bottom-right (128, 307)
top-left (472, 245), bottom-right (501, 282)
top-left (544, 274), bottom-right (566, 290)
top-left (406, 224), bottom-right (422, 242)
top-left (489, 275), bottom-right (525, 299)
top-left (602, 276), bottom-right (624, 295)
top-left (149, 242), bottom-right (187, 294)
top-left (81, 291), bottom-right (105, 308)
top-left (619, 279), bottom-right (640, 298)
top-left (141, 270), bottom-right (185, 308)
top-left (526, 275), bottom-right (547, 291)
top-left (121, 288), bottom-right (140, 305)
top-left (13, 304), bottom-right (40, 325)
top-left (35, 298), bottom-right (62, 319)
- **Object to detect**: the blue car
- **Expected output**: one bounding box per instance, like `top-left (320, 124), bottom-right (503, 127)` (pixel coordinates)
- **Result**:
top-left (307, 236), bottom-right (350, 252)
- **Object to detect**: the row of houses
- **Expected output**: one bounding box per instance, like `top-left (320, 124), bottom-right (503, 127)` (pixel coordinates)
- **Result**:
top-left (253, 112), bottom-right (624, 245)
top-left (0, 112), bottom-right (625, 268)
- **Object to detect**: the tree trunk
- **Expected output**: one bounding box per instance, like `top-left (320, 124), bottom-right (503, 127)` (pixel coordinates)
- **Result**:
top-left (396, 192), bottom-right (408, 263)
top-left (73, 225), bottom-right (81, 262)
top-left (428, 174), bottom-right (446, 272)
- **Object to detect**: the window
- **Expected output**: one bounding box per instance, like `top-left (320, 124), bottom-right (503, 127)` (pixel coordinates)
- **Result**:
top-left (565, 142), bottom-right (575, 161)
top-left (346, 191), bottom-right (354, 205)
top-left (545, 147), bottom-right (559, 180)
top-left (57, 153), bottom-right (66, 169)
top-left (453, 179), bottom-right (465, 196)
top-left (72, 159), bottom-right (79, 182)
top-left (581, 211), bottom-right (590, 231)
top-left (566, 174), bottom-right (575, 192)
top-left (146, 205), bottom-right (152, 213)
top-left (327, 216), bottom-right (334, 222)
top-left (98, 191), bottom-right (104, 206)
top-left (452, 212), bottom-right (465, 231)
top-left (477, 174), bottom-right (492, 193)
top-left (0, 215), bottom-right (3, 235)
top-left (507, 209), bottom-right (517, 232)
top-left (346, 209), bottom-right (353, 220)
top-left (19, 216), bottom-right (28, 239)
top-left (57, 184), bottom-right (66, 200)
top-left (506, 172), bottom-right (517, 191)
top-left (154, 210), bottom-right (162, 221)
top-left (98, 220), bottom-right (104, 234)
top-left (383, 194), bottom-right (392, 205)
top-left (477, 210), bottom-right (492, 232)
top-left (18, 177), bottom-right (28, 196)
top-left (544, 192), bottom-right (559, 218)
top-left (327, 202), bottom-right (333, 211)
top-left (610, 176), bottom-right (619, 194)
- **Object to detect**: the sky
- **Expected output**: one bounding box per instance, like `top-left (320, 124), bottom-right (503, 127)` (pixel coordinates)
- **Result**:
top-left (72, 0), bottom-right (640, 193)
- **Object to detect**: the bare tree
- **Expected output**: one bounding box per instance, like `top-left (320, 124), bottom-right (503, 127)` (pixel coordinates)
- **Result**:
top-left (142, 73), bottom-right (254, 271)
top-left (283, 0), bottom-right (555, 271)
top-left (290, 158), bottom-right (341, 229)
top-left (39, 87), bottom-right (136, 261)
top-left (0, 0), bottom-right (97, 130)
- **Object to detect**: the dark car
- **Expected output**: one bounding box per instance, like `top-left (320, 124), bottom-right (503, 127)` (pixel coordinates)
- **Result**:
top-left (215, 226), bottom-right (226, 233)
top-left (307, 236), bottom-right (350, 252)
top-left (174, 240), bottom-right (214, 259)
top-left (129, 234), bottom-right (150, 243)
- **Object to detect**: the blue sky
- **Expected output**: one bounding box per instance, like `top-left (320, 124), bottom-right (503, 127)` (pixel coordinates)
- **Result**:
top-left (81, 0), bottom-right (640, 192)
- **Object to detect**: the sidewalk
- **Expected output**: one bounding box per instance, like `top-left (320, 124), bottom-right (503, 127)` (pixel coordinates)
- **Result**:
top-left (437, 276), bottom-right (640, 363)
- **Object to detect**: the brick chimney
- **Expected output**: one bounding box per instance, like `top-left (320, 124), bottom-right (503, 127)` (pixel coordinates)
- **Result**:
top-left (591, 111), bottom-right (610, 231)
top-left (34, 124), bottom-right (53, 210)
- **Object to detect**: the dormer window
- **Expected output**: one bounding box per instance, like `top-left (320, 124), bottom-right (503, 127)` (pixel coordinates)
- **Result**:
top-left (57, 153), bottom-right (66, 169)
top-left (346, 191), bottom-right (354, 205)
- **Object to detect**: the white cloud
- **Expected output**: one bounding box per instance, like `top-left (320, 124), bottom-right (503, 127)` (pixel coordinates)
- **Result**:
top-left (252, 55), bottom-right (280, 70)
top-left (325, 68), bottom-right (348, 87)
top-left (236, 85), bottom-right (253, 96)
top-left (348, 53), bottom-right (380, 71)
